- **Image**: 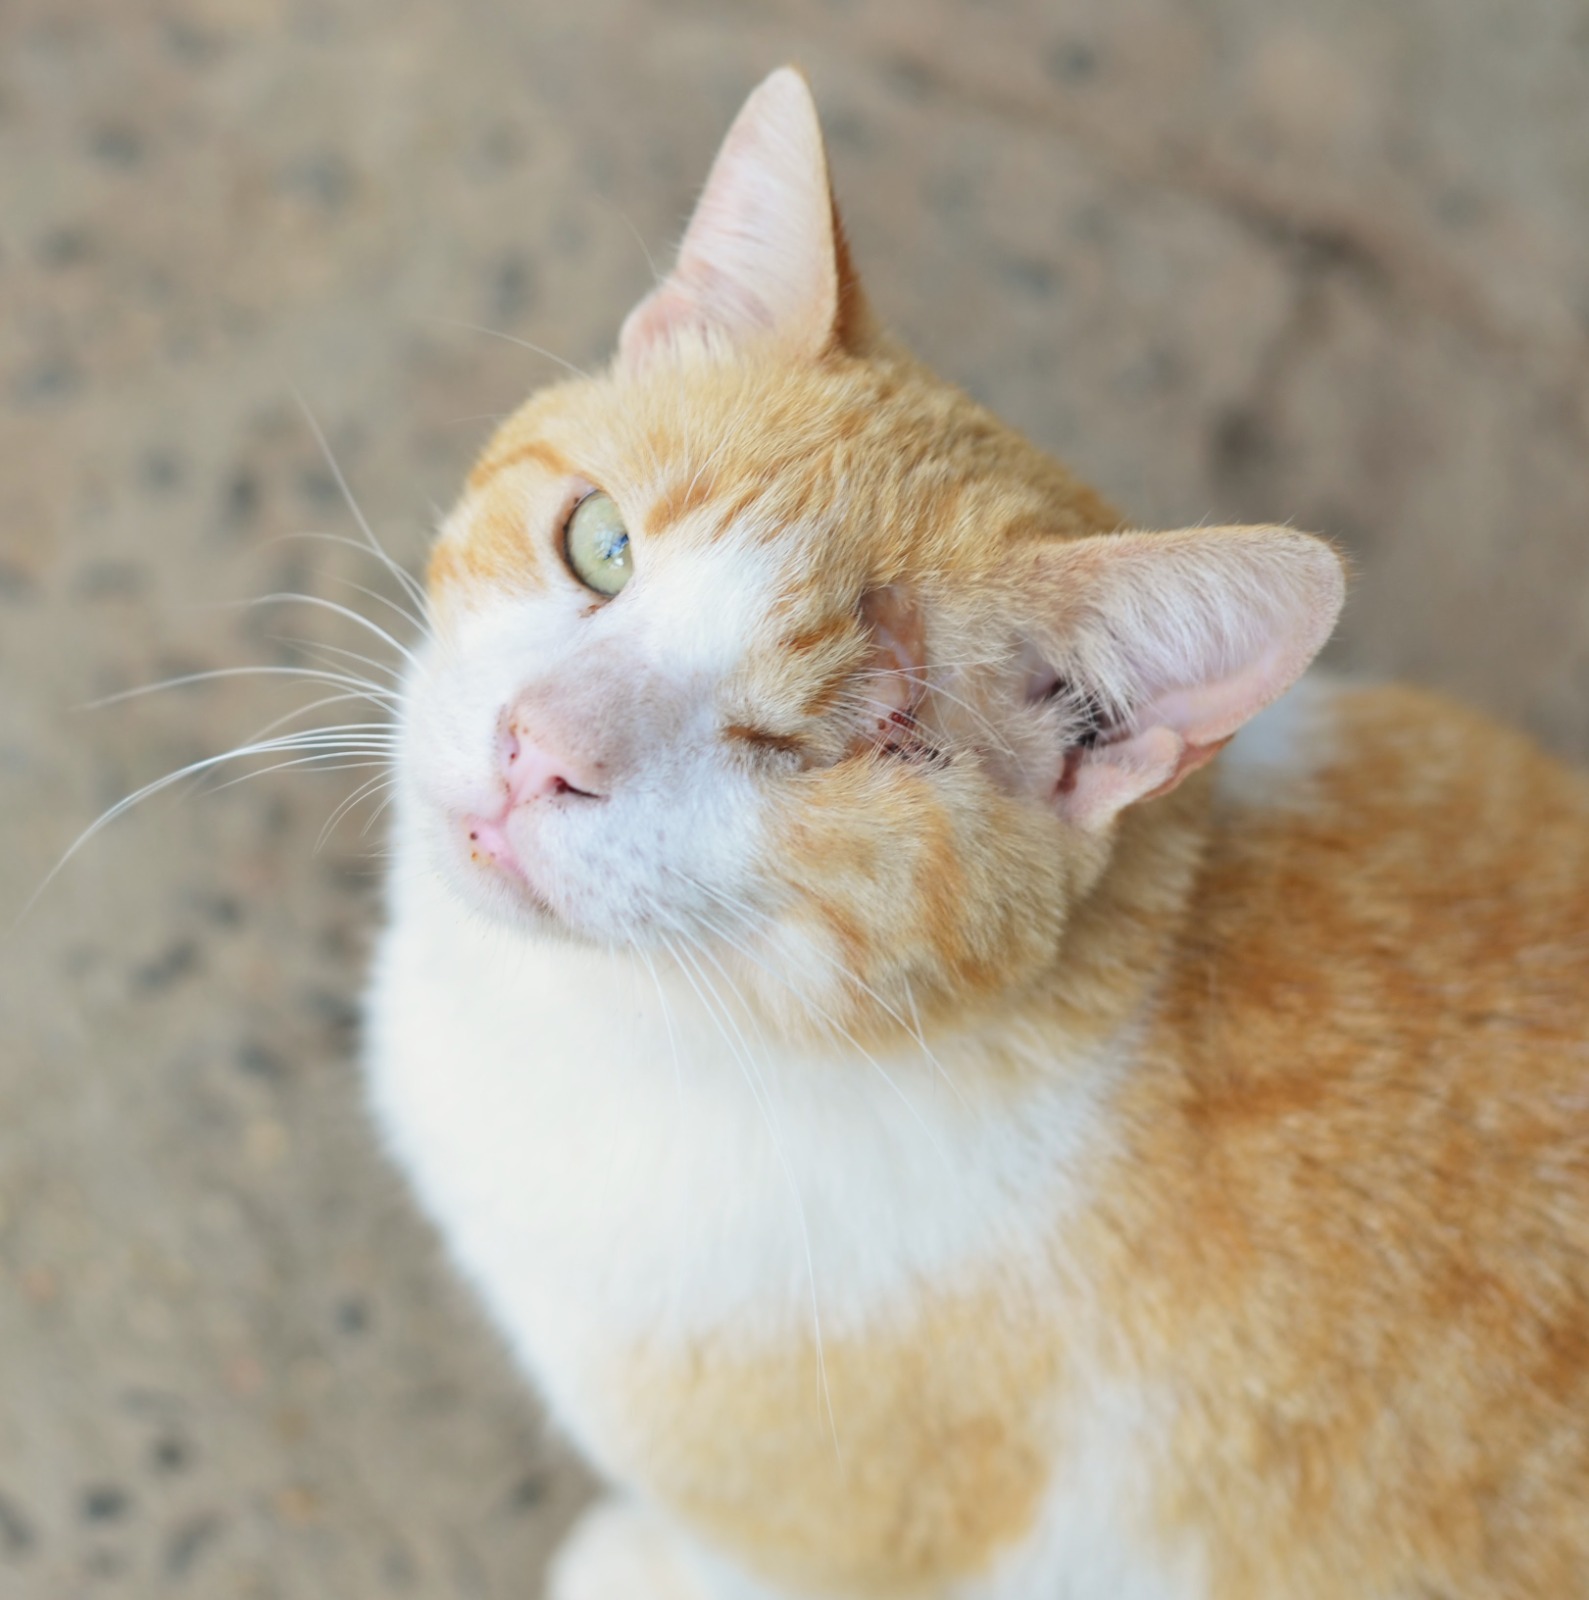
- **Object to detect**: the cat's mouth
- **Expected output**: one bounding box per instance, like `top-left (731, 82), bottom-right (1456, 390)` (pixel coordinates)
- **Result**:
top-left (465, 813), bottom-right (528, 882)
top-left (456, 808), bottom-right (565, 922)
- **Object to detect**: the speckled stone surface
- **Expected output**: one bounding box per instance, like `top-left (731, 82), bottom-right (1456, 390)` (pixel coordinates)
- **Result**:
top-left (4, 2), bottom-right (1589, 1595)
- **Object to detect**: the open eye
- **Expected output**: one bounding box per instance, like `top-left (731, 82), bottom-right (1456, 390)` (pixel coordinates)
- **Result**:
top-left (563, 491), bottom-right (633, 597)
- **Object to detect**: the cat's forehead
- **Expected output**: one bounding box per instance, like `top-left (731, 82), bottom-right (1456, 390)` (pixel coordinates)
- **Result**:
top-left (432, 358), bottom-right (891, 605)
top-left (525, 354), bottom-right (890, 534)
top-left (429, 346), bottom-right (1082, 637)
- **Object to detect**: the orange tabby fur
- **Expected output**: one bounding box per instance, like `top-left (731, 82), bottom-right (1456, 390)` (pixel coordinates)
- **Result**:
top-left (548, 700), bottom-right (1589, 1599)
top-left (384, 68), bottom-right (1589, 1600)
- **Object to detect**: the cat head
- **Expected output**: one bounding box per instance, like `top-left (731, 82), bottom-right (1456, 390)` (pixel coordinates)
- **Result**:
top-left (400, 68), bottom-right (1344, 1043)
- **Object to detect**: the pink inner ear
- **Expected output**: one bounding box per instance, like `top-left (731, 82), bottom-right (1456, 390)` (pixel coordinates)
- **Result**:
top-left (1051, 641), bottom-right (1303, 829)
top-left (1055, 726), bottom-right (1185, 825)
top-left (1053, 714), bottom-right (1237, 831)
top-left (1147, 639), bottom-right (1295, 749)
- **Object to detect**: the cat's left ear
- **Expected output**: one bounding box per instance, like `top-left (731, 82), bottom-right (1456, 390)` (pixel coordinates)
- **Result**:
top-left (1013, 526), bottom-right (1347, 830)
top-left (619, 67), bottom-right (870, 367)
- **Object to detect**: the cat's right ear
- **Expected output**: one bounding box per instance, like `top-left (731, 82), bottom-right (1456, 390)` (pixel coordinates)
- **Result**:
top-left (618, 68), bottom-right (870, 367)
top-left (1013, 525), bottom-right (1346, 831)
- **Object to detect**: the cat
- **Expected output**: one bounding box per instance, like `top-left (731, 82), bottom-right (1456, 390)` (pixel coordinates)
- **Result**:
top-left (364, 67), bottom-right (1589, 1600)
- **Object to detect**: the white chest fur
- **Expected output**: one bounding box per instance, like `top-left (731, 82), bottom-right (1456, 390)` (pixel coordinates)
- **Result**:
top-left (363, 828), bottom-right (1204, 1598)
top-left (367, 857), bottom-right (1108, 1336)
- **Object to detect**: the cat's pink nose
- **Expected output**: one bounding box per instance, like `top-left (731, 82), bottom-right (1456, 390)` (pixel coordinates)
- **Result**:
top-left (499, 713), bottom-right (606, 805)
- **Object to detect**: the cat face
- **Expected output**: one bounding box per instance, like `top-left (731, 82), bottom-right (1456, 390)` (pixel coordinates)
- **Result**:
top-left (401, 347), bottom-right (1099, 1038)
top-left (397, 69), bottom-right (1344, 1044)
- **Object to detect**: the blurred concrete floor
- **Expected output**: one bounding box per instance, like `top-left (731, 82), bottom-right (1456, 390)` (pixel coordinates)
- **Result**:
top-left (3, 1), bottom-right (1589, 1595)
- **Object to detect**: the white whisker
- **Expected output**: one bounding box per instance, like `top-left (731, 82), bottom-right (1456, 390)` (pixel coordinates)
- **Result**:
top-left (360, 786), bottom-right (398, 838)
top-left (840, 683), bottom-right (1014, 762)
top-left (322, 573), bottom-right (429, 642)
top-left (591, 198), bottom-right (662, 290)
top-left (635, 942), bottom-right (686, 1115)
top-left (684, 900), bottom-right (959, 1158)
top-left (200, 751), bottom-right (392, 798)
top-left (271, 635), bottom-right (406, 689)
top-left (317, 770), bottom-right (399, 850)
top-left (680, 872), bottom-right (969, 1110)
top-left (265, 529), bottom-right (432, 630)
top-left (237, 693), bottom-right (395, 753)
top-left (83, 664), bottom-right (396, 712)
top-left (230, 593), bottom-right (421, 671)
top-left (292, 390), bottom-right (431, 625)
top-left (427, 318), bottom-right (593, 382)
top-left (25, 729), bottom-right (395, 918)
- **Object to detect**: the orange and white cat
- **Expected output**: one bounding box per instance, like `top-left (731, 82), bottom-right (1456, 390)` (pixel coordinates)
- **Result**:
top-left (365, 68), bottom-right (1589, 1600)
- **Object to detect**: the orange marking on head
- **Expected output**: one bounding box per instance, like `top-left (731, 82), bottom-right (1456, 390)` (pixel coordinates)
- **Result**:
top-left (717, 480), bottom-right (771, 539)
top-left (427, 493), bottom-right (547, 597)
top-left (782, 615), bottom-right (853, 659)
top-left (466, 435), bottom-right (573, 494)
top-left (648, 470), bottom-right (718, 537)
top-left (797, 665), bottom-right (856, 723)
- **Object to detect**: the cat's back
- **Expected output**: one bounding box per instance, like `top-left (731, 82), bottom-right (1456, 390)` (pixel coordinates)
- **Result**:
top-left (1113, 679), bottom-right (1589, 1598)
top-left (1192, 676), bottom-right (1589, 1069)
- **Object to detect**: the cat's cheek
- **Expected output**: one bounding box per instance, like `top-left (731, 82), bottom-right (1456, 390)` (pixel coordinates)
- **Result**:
top-left (417, 764), bottom-right (761, 949)
top-left (751, 917), bottom-right (853, 1032)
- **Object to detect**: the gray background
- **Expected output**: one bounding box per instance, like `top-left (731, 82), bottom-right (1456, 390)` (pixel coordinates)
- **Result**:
top-left (4, 1), bottom-right (1589, 1595)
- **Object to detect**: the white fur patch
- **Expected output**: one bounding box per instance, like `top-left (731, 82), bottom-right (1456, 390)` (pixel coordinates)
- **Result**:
top-left (549, 1501), bottom-right (713, 1600)
top-left (365, 793), bottom-right (1126, 1468)
top-left (368, 836), bottom-right (1117, 1333)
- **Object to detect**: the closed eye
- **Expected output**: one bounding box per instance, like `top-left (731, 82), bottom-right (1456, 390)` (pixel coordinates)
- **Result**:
top-left (836, 684), bottom-right (947, 767)
top-left (722, 723), bottom-right (807, 759)
top-left (872, 707), bottom-right (946, 766)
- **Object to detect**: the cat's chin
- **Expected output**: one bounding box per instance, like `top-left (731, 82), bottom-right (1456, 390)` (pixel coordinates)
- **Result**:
top-left (441, 840), bottom-right (659, 951)
top-left (454, 887), bottom-right (663, 957)
top-left (444, 860), bottom-right (568, 935)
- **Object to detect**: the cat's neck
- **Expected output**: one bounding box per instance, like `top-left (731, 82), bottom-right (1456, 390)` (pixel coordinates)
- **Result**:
top-left (370, 779), bottom-right (1215, 1344)
top-left (1037, 770), bottom-right (1215, 1046)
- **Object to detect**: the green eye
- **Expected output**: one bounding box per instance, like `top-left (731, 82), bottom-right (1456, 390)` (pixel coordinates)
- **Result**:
top-left (563, 491), bottom-right (633, 597)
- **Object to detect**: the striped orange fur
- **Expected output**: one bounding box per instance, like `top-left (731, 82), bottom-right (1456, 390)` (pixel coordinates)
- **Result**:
top-left (369, 68), bottom-right (1589, 1600)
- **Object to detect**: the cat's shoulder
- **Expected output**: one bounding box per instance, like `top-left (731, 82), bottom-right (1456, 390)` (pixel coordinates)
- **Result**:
top-left (1217, 672), bottom-right (1589, 827)
top-left (1190, 672), bottom-right (1589, 1046)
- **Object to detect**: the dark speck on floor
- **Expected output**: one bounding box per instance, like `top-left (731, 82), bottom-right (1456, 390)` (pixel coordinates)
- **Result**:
top-left (80, 1486), bottom-right (129, 1524)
